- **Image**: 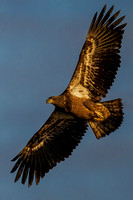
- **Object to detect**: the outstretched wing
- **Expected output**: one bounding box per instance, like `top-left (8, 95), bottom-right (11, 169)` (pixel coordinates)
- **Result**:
top-left (66, 5), bottom-right (126, 101)
top-left (11, 108), bottom-right (87, 187)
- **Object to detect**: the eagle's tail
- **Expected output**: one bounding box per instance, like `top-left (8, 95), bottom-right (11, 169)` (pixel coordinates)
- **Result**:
top-left (88, 98), bottom-right (123, 139)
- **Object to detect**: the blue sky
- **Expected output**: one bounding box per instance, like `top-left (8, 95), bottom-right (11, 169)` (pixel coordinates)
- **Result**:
top-left (0, 0), bottom-right (133, 199)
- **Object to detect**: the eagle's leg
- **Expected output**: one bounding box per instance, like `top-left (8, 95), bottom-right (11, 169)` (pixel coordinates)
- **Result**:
top-left (83, 100), bottom-right (111, 122)
top-left (93, 111), bottom-right (106, 122)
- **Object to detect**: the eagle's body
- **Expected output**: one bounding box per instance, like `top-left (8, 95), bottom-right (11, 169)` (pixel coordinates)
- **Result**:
top-left (11, 5), bottom-right (126, 187)
top-left (47, 94), bottom-right (94, 119)
top-left (47, 93), bottom-right (110, 121)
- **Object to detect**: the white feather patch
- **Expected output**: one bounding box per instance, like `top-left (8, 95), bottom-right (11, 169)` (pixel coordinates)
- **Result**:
top-left (70, 84), bottom-right (89, 98)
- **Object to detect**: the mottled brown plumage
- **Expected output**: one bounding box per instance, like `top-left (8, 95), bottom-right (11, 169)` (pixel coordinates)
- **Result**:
top-left (11, 5), bottom-right (126, 187)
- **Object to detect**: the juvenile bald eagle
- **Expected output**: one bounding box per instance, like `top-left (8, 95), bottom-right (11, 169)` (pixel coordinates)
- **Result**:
top-left (11, 5), bottom-right (126, 187)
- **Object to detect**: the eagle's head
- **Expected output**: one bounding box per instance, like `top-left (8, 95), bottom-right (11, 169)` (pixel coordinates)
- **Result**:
top-left (46, 95), bottom-right (66, 108)
top-left (46, 96), bottom-right (56, 104)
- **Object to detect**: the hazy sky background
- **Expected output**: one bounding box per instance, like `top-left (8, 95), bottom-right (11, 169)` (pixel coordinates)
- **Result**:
top-left (0, 0), bottom-right (133, 199)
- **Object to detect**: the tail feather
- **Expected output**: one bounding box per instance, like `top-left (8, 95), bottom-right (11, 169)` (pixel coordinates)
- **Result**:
top-left (89, 98), bottom-right (123, 139)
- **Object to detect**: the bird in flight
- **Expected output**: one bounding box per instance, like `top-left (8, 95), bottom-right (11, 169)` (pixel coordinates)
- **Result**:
top-left (11, 5), bottom-right (126, 187)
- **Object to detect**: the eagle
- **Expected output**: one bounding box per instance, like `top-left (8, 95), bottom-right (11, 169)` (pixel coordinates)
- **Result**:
top-left (11, 5), bottom-right (126, 187)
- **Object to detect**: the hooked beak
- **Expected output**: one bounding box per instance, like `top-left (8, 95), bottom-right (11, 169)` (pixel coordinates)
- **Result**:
top-left (46, 98), bottom-right (54, 104)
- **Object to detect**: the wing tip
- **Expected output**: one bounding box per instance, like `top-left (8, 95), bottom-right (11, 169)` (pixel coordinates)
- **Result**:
top-left (103, 4), bottom-right (107, 11)
top-left (88, 4), bottom-right (126, 33)
top-left (11, 154), bottom-right (20, 162)
top-left (10, 168), bottom-right (15, 174)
